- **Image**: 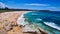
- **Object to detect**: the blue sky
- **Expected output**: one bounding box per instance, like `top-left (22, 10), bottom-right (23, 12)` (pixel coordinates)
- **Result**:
top-left (0, 0), bottom-right (60, 11)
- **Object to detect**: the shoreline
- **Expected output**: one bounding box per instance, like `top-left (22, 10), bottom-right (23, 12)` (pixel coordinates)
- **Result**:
top-left (17, 11), bottom-right (48, 34)
top-left (0, 11), bottom-right (48, 34)
top-left (17, 11), bottom-right (31, 26)
top-left (0, 11), bottom-right (27, 34)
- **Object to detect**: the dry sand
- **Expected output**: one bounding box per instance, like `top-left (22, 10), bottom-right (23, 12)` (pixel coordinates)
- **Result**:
top-left (0, 11), bottom-right (47, 34)
top-left (0, 11), bottom-right (27, 34)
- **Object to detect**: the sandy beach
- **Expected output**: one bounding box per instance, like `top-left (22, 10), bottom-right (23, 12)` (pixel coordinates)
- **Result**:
top-left (0, 11), bottom-right (27, 34)
top-left (0, 11), bottom-right (47, 34)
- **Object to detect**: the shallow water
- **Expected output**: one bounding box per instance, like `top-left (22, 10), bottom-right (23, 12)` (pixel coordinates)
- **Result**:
top-left (24, 11), bottom-right (60, 34)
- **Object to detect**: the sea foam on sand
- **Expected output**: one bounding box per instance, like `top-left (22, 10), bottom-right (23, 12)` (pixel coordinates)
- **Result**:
top-left (17, 11), bottom-right (32, 26)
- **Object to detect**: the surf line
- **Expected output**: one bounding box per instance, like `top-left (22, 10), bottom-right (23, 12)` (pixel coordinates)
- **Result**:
top-left (17, 11), bottom-right (31, 26)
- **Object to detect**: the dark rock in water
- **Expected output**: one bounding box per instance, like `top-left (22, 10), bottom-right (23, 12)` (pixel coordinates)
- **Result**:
top-left (23, 31), bottom-right (37, 34)
top-left (38, 28), bottom-right (47, 34)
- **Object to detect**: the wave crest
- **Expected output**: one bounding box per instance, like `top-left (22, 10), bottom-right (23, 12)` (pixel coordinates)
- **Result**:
top-left (44, 22), bottom-right (60, 30)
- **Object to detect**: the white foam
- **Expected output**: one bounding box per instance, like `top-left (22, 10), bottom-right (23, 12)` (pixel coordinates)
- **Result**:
top-left (17, 11), bottom-right (32, 26)
top-left (36, 18), bottom-right (42, 21)
top-left (31, 13), bottom-right (38, 15)
top-left (44, 22), bottom-right (60, 30)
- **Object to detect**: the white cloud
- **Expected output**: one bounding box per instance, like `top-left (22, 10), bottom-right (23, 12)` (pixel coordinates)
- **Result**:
top-left (25, 4), bottom-right (49, 6)
top-left (0, 2), bottom-right (8, 8)
top-left (47, 7), bottom-right (57, 9)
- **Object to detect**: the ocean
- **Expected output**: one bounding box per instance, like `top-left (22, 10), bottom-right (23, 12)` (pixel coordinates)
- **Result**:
top-left (23, 11), bottom-right (60, 34)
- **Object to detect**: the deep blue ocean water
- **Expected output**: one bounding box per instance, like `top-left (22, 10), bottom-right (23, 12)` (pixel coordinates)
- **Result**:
top-left (24, 11), bottom-right (60, 34)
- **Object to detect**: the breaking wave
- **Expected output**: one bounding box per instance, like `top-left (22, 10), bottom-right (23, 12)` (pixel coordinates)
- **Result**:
top-left (17, 11), bottom-right (32, 26)
top-left (44, 22), bottom-right (60, 30)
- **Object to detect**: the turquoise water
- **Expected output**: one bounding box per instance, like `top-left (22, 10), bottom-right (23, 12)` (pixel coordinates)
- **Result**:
top-left (23, 11), bottom-right (60, 34)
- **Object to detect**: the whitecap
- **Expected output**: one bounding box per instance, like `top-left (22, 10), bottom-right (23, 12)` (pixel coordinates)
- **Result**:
top-left (44, 22), bottom-right (60, 30)
top-left (31, 13), bottom-right (38, 15)
top-left (36, 18), bottom-right (42, 21)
